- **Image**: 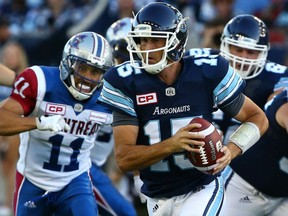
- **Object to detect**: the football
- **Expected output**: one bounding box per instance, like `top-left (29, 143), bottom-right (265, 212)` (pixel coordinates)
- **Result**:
top-left (186, 117), bottom-right (223, 175)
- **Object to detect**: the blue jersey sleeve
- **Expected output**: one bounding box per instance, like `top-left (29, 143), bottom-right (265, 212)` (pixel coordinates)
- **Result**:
top-left (265, 88), bottom-right (288, 133)
top-left (191, 54), bottom-right (246, 109)
top-left (99, 63), bottom-right (139, 117)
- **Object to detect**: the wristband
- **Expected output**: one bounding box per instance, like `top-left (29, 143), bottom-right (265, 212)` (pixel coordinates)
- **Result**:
top-left (229, 122), bottom-right (260, 154)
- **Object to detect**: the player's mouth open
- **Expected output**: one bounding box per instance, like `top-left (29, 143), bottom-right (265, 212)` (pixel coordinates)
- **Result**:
top-left (148, 57), bottom-right (157, 64)
top-left (78, 83), bottom-right (91, 93)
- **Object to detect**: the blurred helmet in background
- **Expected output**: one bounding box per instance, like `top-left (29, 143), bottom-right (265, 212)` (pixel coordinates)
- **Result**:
top-left (106, 17), bottom-right (133, 64)
top-left (220, 14), bottom-right (270, 79)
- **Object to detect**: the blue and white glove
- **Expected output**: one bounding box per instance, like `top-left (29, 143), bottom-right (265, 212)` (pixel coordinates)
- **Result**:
top-left (36, 115), bottom-right (70, 132)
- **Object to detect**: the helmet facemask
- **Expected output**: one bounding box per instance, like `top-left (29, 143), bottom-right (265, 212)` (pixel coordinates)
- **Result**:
top-left (220, 37), bottom-right (268, 79)
top-left (65, 56), bottom-right (105, 100)
top-left (60, 32), bottom-right (113, 101)
top-left (220, 14), bottom-right (270, 79)
top-left (127, 3), bottom-right (189, 74)
top-left (127, 25), bottom-right (180, 74)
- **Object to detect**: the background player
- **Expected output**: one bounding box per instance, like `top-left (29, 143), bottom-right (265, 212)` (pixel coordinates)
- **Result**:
top-left (186, 15), bottom-right (288, 138)
top-left (90, 124), bottom-right (137, 216)
top-left (0, 31), bottom-right (113, 216)
top-left (89, 17), bottom-right (138, 216)
top-left (98, 2), bottom-right (268, 215)
top-left (220, 85), bottom-right (288, 216)
top-left (206, 14), bottom-right (288, 216)
top-left (106, 16), bottom-right (146, 205)
top-left (215, 14), bottom-right (288, 138)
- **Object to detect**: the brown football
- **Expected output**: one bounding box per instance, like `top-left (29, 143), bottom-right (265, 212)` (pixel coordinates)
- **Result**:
top-left (186, 117), bottom-right (224, 175)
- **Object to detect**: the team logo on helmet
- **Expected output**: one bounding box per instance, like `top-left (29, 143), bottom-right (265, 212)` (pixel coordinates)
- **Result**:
top-left (113, 21), bottom-right (127, 35)
top-left (70, 34), bottom-right (87, 49)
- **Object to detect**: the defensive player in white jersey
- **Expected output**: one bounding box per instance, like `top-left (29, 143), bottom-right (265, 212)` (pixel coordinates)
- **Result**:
top-left (0, 31), bottom-right (113, 216)
top-left (89, 17), bottom-right (137, 216)
top-left (98, 2), bottom-right (268, 215)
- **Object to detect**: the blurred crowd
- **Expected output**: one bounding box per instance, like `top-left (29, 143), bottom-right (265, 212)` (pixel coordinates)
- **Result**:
top-left (0, 0), bottom-right (287, 67)
top-left (0, 0), bottom-right (288, 215)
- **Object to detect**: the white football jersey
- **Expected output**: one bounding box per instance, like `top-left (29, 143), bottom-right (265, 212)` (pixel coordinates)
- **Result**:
top-left (90, 124), bottom-right (114, 166)
top-left (12, 66), bottom-right (112, 191)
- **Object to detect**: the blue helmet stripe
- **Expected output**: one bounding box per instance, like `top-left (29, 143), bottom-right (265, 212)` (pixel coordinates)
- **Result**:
top-left (95, 34), bottom-right (103, 57)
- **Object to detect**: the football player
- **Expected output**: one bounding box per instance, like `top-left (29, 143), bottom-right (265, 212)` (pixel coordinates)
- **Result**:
top-left (0, 32), bottom-right (113, 216)
top-left (98, 2), bottom-right (268, 215)
top-left (202, 14), bottom-right (288, 216)
top-left (106, 17), bottom-right (133, 65)
top-left (186, 14), bottom-right (288, 216)
top-left (89, 17), bottom-right (137, 216)
top-left (220, 85), bottom-right (288, 216)
top-left (215, 14), bottom-right (288, 138)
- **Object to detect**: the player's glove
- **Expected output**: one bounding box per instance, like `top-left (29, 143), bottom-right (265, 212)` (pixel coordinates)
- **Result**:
top-left (36, 115), bottom-right (70, 133)
top-left (133, 175), bottom-right (147, 203)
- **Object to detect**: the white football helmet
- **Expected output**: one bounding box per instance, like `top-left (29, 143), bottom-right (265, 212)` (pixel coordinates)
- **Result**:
top-left (60, 32), bottom-right (113, 100)
top-left (106, 17), bottom-right (133, 63)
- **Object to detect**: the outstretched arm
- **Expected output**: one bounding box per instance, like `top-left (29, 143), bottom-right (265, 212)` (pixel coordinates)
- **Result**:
top-left (0, 98), bottom-right (70, 136)
top-left (0, 98), bottom-right (36, 135)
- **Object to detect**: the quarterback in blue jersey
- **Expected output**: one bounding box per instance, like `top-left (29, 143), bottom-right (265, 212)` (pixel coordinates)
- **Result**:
top-left (0, 32), bottom-right (113, 216)
top-left (98, 2), bottom-right (268, 216)
top-left (220, 87), bottom-right (288, 216)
